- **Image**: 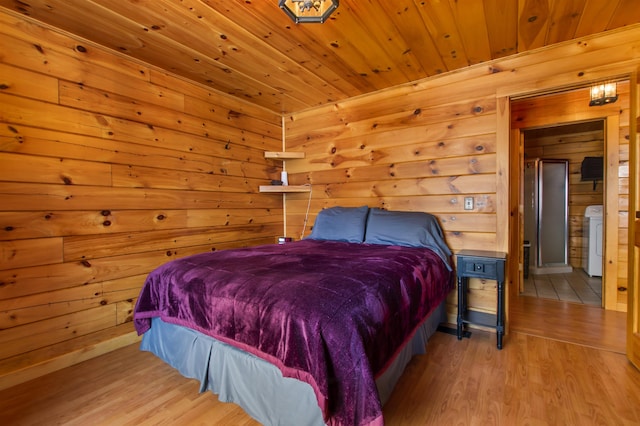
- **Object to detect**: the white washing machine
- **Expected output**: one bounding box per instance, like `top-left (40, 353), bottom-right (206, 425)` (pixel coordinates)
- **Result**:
top-left (582, 205), bottom-right (603, 277)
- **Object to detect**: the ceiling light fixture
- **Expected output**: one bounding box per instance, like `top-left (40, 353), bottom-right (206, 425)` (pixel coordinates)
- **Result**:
top-left (279, 0), bottom-right (338, 24)
top-left (589, 81), bottom-right (618, 106)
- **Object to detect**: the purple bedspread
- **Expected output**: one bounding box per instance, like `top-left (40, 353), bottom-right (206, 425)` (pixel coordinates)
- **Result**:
top-left (134, 240), bottom-right (453, 426)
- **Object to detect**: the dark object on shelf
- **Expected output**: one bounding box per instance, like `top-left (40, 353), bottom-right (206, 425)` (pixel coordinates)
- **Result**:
top-left (271, 180), bottom-right (283, 185)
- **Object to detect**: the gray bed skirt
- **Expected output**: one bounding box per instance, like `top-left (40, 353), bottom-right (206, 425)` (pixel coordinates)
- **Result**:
top-left (140, 299), bottom-right (447, 426)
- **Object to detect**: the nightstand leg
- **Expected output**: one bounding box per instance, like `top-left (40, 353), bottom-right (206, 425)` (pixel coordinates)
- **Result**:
top-left (496, 280), bottom-right (504, 349)
top-left (456, 276), bottom-right (464, 340)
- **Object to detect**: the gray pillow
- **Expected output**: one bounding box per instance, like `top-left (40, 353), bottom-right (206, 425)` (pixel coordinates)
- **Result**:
top-left (307, 206), bottom-right (369, 243)
top-left (364, 209), bottom-right (452, 269)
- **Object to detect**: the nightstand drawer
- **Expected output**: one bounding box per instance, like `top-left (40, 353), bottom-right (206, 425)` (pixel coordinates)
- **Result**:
top-left (460, 258), bottom-right (497, 278)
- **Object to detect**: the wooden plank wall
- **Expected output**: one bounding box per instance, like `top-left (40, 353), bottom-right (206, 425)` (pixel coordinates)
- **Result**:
top-left (283, 26), bottom-right (640, 324)
top-left (284, 90), bottom-right (501, 325)
top-left (0, 11), bottom-right (283, 389)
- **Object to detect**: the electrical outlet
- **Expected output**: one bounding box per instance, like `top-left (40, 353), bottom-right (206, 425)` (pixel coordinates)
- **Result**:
top-left (464, 197), bottom-right (474, 210)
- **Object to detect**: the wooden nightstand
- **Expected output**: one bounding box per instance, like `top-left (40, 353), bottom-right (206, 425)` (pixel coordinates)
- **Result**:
top-left (456, 249), bottom-right (507, 349)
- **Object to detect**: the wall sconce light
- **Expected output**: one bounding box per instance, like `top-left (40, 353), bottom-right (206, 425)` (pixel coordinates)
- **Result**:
top-left (279, 0), bottom-right (338, 24)
top-left (589, 82), bottom-right (618, 106)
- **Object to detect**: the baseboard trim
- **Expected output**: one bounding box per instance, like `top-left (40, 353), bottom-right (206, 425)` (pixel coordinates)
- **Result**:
top-left (437, 324), bottom-right (471, 338)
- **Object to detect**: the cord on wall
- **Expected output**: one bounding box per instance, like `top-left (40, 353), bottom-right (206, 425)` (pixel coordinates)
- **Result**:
top-left (300, 184), bottom-right (312, 240)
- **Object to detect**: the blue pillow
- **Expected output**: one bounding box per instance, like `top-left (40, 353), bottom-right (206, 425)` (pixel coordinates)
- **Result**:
top-left (307, 206), bottom-right (369, 243)
top-left (364, 209), bottom-right (452, 269)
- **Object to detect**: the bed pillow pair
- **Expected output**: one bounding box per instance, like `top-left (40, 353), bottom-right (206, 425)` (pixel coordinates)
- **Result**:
top-left (307, 206), bottom-right (452, 269)
top-left (307, 206), bottom-right (448, 248)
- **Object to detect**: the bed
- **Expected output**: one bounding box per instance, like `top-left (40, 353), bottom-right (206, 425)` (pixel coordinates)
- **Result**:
top-left (134, 207), bottom-right (454, 426)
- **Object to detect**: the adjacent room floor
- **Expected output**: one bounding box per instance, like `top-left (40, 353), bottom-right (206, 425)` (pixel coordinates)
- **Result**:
top-left (521, 268), bottom-right (602, 306)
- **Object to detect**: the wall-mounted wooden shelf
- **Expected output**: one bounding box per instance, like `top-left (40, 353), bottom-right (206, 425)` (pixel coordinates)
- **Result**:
top-left (259, 185), bottom-right (311, 193)
top-left (264, 151), bottom-right (305, 159)
top-left (261, 151), bottom-right (308, 192)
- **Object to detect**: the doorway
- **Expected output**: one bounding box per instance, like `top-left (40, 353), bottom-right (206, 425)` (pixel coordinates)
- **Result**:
top-left (508, 84), bottom-right (628, 351)
top-left (521, 121), bottom-right (604, 307)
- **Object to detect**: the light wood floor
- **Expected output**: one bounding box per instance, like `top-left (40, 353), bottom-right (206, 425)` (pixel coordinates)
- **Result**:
top-left (1, 298), bottom-right (638, 426)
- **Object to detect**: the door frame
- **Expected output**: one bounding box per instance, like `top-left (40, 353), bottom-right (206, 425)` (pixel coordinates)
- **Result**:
top-left (628, 70), bottom-right (640, 369)
top-left (501, 68), bottom-right (638, 365)
top-left (508, 95), bottom-right (621, 312)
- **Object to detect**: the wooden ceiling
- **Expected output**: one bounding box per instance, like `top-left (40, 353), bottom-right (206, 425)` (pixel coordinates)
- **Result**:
top-left (2, 0), bottom-right (640, 114)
